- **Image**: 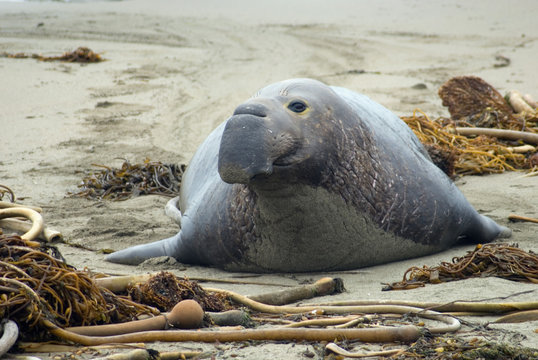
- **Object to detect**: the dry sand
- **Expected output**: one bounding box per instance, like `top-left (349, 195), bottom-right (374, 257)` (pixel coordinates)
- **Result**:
top-left (0, 0), bottom-right (537, 358)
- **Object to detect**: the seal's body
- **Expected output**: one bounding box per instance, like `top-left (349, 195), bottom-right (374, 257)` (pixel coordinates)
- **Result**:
top-left (106, 79), bottom-right (510, 272)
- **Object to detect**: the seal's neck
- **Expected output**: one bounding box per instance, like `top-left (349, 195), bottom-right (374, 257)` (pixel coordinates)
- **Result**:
top-left (236, 181), bottom-right (378, 272)
top-left (251, 184), bottom-right (313, 222)
top-left (248, 182), bottom-right (349, 241)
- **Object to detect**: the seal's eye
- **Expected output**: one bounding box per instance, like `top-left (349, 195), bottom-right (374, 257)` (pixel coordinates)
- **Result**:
top-left (288, 100), bottom-right (307, 113)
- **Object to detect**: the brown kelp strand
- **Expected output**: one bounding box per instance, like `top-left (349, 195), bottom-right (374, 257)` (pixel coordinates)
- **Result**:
top-left (0, 185), bottom-right (16, 203)
top-left (437, 75), bottom-right (516, 125)
top-left (384, 243), bottom-right (538, 290)
top-left (401, 111), bottom-right (534, 177)
top-left (0, 47), bottom-right (103, 63)
top-left (437, 75), bottom-right (538, 129)
top-left (0, 234), bottom-right (157, 341)
top-left (69, 159), bottom-right (186, 201)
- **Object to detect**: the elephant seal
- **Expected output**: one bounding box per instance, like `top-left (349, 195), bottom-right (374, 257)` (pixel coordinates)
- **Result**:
top-left (106, 78), bottom-right (510, 272)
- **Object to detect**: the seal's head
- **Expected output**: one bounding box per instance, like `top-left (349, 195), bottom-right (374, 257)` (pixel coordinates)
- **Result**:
top-left (218, 78), bottom-right (351, 187)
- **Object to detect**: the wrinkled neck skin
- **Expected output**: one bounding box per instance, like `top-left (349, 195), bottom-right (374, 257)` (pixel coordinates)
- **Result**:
top-left (250, 181), bottom-right (314, 220)
top-left (240, 181), bottom-right (357, 272)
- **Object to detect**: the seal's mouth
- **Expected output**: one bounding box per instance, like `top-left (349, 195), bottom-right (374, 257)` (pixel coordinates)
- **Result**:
top-left (273, 145), bottom-right (302, 167)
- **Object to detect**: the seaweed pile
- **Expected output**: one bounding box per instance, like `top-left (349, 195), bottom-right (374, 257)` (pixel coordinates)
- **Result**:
top-left (0, 47), bottom-right (103, 63)
top-left (402, 111), bottom-right (533, 176)
top-left (0, 234), bottom-right (157, 341)
top-left (326, 335), bottom-right (538, 359)
top-left (402, 76), bottom-right (538, 177)
top-left (384, 243), bottom-right (538, 291)
top-left (2, 247), bottom-right (537, 358)
top-left (127, 271), bottom-right (229, 312)
top-left (399, 335), bottom-right (538, 360)
top-left (69, 159), bottom-right (186, 201)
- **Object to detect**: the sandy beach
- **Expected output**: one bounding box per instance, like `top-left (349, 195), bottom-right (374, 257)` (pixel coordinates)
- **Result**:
top-left (1, 0), bottom-right (537, 358)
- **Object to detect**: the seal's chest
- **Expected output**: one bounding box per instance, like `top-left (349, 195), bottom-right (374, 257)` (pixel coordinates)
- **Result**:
top-left (242, 185), bottom-right (423, 271)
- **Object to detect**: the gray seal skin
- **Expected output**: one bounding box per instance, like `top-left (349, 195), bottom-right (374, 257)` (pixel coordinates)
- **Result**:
top-left (106, 78), bottom-right (511, 272)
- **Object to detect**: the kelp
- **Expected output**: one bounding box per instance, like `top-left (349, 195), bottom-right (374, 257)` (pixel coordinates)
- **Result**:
top-left (0, 47), bottom-right (103, 63)
top-left (384, 243), bottom-right (538, 291)
top-left (438, 75), bottom-right (538, 130)
top-left (0, 185), bottom-right (16, 203)
top-left (437, 75), bottom-right (515, 125)
top-left (402, 76), bottom-right (537, 177)
top-left (127, 271), bottom-right (229, 312)
top-left (398, 335), bottom-right (538, 360)
top-left (69, 159), bottom-right (186, 201)
top-left (401, 111), bottom-right (532, 177)
top-left (5, 256), bottom-right (537, 356)
top-left (326, 336), bottom-right (538, 359)
top-left (0, 235), bottom-right (157, 341)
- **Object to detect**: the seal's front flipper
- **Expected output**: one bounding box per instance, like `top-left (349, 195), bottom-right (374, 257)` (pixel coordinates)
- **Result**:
top-left (463, 214), bottom-right (512, 244)
top-left (479, 215), bottom-right (512, 240)
top-left (496, 224), bottom-right (512, 238)
top-left (105, 234), bottom-right (181, 265)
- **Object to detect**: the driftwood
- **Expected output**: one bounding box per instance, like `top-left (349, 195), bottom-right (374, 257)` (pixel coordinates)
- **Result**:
top-left (506, 90), bottom-right (537, 114)
top-left (508, 214), bottom-right (538, 224)
top-left (454, 127), bottom-right (538, 145)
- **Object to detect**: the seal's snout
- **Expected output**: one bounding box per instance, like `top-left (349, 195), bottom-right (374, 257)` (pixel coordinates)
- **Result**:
top-left (233, 103), bottom-right (268, 117)
top-left (219, 98), bottom-right (305, 185)
top-left (218, 115), bottom-right (274, 184)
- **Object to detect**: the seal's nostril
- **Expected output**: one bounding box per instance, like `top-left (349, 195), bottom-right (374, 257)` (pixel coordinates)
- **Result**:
top-left (233, 103), bottom-right (268, 117)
